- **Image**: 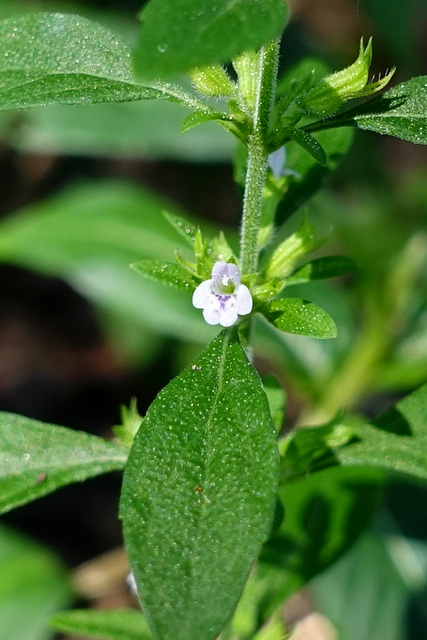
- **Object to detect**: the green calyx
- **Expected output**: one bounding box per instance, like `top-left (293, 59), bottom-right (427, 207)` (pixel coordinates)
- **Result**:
top-left (232, 50), bottom-right (260, 114)
top-left (113, 399), bottom-right (143, 447)
top-left (189, 64), bottom-right (236, 98)
top-left (299, 38), bottom-right (395, 117)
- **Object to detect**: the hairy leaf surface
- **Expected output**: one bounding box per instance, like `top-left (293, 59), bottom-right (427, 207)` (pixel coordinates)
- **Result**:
top-left (120, 330), bottom-right (279, 640)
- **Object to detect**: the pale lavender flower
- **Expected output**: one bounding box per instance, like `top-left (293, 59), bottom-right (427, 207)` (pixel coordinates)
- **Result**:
top-left (192, 261), bottom-right (252, 327)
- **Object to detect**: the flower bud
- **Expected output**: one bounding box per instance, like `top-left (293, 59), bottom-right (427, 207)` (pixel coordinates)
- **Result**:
top-left (232, 50), bottom-right (259, 111)
top-left (189, 64), bottom-right (236, 98)
top-left (299, 38), bottom-right (395, 117)
top-left (265, 218), bottom-right (316, 280)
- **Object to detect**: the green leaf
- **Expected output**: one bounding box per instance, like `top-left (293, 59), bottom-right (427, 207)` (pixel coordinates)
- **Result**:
top-left (134, 0), bottom-right (288, 80)
top-left (120, 330), bottom-right (279, 640)
top-left (0, 412), bottom-right (128, 514)
top-left (50, 609), bottom-right (152, 640)
top-left (322, 76), bottom-right (427, 145)
top-left (260, 298), bottom-right (337, 339)
top-left (337, 382), bottom-right (427, 481)
top-left (131, 260), bottom-right (199, 293)
top-left (354, 76), bottom-right (427, 144)
top-left (286, 255), bottom-right (357, 286)
top-left (0, 524), bottom-right (71, 640)
top-left (259, 466), bottom-right (384, 611)
top-left (289, 128), bottom-right (327, 166)
top-left (0, 13), bottom-right (189, 111)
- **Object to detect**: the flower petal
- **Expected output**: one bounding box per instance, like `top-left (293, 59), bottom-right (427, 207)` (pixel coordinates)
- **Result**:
top-left (192, 279), bottom-right (213, 309)
top-left (225, 263), bottom-right (241, 285)
top-left (235, 284), bottom-right (253, 315)
top-left (203, 305), bottom-right (221, 325)
top-left (211, 261), bottom-right (228, 279)
top-left (219, 306), bottom-right (239, 327)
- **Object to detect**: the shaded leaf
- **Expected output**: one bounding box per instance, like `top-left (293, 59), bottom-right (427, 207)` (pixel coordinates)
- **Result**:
top-left (337, 382), bottom-right (427, 481)
top-left (281, 420), bottom-right (357, 480)
top-left (289, 127), bottom-right (327, 166)
top-left (286, 255), bottom-right (357, 286)
top-left (275, 127), bottom-right (354, 225)
top-left (134, 0), bottom-right (288, 80)
top-left (0, 412), bottom-right (127, 514)
top-left (259, 466), bottom-right (384, 613)
top-left (50, 609), bottom-right (152, 640)
top-left (120, 330), bottom-right (279, 640)
top-left (263, 375), bottom-right (286, 432)
top-left (260, 298), bottom-right (337, 339)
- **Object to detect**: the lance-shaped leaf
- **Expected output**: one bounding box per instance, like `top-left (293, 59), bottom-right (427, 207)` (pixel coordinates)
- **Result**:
top-left (131, 260), bottom-right (199, 293)
top-left (50, 609), bottom-right (152, 640)
top-left (286, 255), bottom-right (357, 286)
top-left (163, 211), bottom-right (199, 246)
top-left (120, 330), bottom-right (279, 640)
top-left (0, 13), bottom-right (203, 111)
top-left (181, 110), bottom-right (233, 134)
top-left (134, 0), bottom-right (288, 80)
top-left (310, 76), bottom-right (427, 146)
top-left (260, 298), bottom-right (337, 339)
top-left (0, 412), bottom-right (128, 515)
top-left (353, 76), bottom-right (427, 144)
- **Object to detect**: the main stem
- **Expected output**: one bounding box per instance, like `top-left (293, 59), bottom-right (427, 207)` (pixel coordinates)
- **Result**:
top-left (240, 39), bottom-right (279, 275)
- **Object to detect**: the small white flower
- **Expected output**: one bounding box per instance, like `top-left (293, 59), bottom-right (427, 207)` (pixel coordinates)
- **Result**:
top-left (192, 261), bottom-right (253, 327)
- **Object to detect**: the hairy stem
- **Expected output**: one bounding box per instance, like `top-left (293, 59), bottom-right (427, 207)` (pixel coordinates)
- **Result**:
top-left (240, 39), bottom-right (279, 275)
